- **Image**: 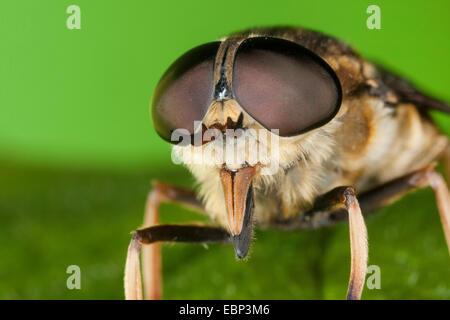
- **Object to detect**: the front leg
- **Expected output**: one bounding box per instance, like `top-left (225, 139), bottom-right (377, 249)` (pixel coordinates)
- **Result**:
top-left (273, 165), bottom-right (450, 299)
top-left (140, 181), bottom-right (205, 300)
top-left (274, 186), bottom-right (368, 299)
top-left (126, 181), bottom-right (210, 300)
top-left (125, 224), bottom-right (230, 300)
top-left (308, 186), bottom-right (369, 300)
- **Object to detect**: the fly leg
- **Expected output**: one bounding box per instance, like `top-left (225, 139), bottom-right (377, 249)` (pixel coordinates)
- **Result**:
top-left (274, 186), bottom-right (368, 299)
top-left (273, 165), bottom-right (450, 299)
top-left (312, 186), bottom-right (368, 300)
top-left (124, 181), bottom-right (220, 300)
top-left (442, 143), bottom-right (450, 183)
top-left (357, 165), bottom-right (449, 252)
top-left (125, 224), bottom-right (230, 300)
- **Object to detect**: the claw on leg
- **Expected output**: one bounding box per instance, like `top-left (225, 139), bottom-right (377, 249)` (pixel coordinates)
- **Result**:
top-left (344, 189), bottom-right (368, 300)
top-left (124, 234), bottom-right (143, 300)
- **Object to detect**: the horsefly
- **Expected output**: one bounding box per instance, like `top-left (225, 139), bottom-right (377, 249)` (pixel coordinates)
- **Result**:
top-left (124, 26), bottom-right (450, 300)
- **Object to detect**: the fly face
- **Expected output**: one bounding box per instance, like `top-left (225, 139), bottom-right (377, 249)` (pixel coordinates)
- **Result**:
top-left (151, 35), bottom-right (342, 258)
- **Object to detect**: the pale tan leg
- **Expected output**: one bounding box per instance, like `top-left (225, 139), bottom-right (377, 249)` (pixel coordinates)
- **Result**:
top-left (411, 167), bottom-right (450, 253)
top-left (124, 236), bottom-right (143, 300)
top-left (142, 188), bottom-right (163, 300)
top-left (343, 189), bottom-right (368, 300)
top-left (275, 164), bottom-right (449, 299)
top-left (437, 145), bottom-right (450, 252)
top-left (356, 164), bottom-right (449, 254)
top-left (273, 186), bottom-right (369, 300)
top-left (124, 224), bottom-right (230, 300)
top-left (124, 181), bottom-right (205, 300)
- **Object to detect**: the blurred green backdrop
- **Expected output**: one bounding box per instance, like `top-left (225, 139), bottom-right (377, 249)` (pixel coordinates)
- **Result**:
top-left (0, 0), bottom-right (449, 299)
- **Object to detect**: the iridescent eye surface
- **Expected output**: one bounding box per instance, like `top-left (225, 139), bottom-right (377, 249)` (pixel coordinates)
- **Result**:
top-left (151, 42), bottom-right (220, 142)
top-left (233, 37), bottom-right (342, 136)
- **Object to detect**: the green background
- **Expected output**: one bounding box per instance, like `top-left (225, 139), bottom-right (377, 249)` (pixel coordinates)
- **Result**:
top-left (0, 0), bottom-right (449, 299)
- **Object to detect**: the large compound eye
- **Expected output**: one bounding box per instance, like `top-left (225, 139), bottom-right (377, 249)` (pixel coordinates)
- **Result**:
top-left (233, 37), bottom-right (342, 136)
top-left (151, 42), bottom-right (220, 143)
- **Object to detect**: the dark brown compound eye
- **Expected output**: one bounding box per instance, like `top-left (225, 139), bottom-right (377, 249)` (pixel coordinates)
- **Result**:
top-left (151, 42), bottom-right (220, 143)
top-left (233, 37), bottom-right (342, 136)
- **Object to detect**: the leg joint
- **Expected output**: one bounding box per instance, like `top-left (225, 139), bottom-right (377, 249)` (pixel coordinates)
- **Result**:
top-left (341, 186), bottom-right (357, 208)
